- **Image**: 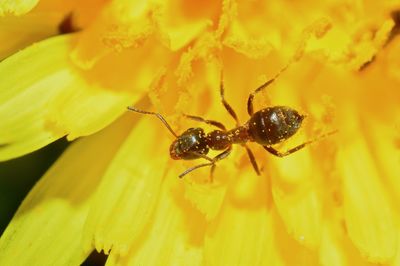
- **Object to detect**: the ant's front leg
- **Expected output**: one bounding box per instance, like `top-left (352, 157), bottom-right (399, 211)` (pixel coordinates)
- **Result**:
top-left (179, 147), bottom-right (232, 182)
top-left (209, 147), bottom-right (232, 182)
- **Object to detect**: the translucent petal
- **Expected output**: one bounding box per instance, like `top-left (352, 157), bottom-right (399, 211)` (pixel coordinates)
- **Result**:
top-left (338, 114), bottom-right (398, 262)
top-left (270, 150), bottom-right (323, 249)
top-left (155, 0), bottom-right (216, 50)
top-left (320, 221), bottom-right (349, 266)
top-left (272, 208), bottom-right (320, 266)
top-left (0, 35), bottom-right (137, 161)
top-left (108, 175), bottom-right (205, 266)
top-left (70, 0), bottom-right (154, 68)
top-left (183, 181), bottom-right (227, 221)
top-left (0, 112), bottom-right (134, 265)
top-left (204, 172), bottom-right (320, 266)
top-left (34, 0), bottom-right (107, 29)
top-left (205, 207), bottom-right (278, 266)
top-left (363, 118), bottom-right (400, 206)
top-left (319, 206), bottom-right (377, 266)
top-left (0, 0), bottom-right (39, 16)
top-left (0, 35), bottom-right (73, 160)
top-left (392, 231), bottom-right (400, 266)
top-left (82, 117), bottom-right (170, 256)
top-left (0, 12), bottom-right (61, 60)
top-left (204, 175), bottom-right (283, 266)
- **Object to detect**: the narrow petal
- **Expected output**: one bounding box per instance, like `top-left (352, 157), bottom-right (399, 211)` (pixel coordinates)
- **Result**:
top-left (320, 220), bottom-right (348, 266)
top-left (362, 118), bottom-right (400, 206)
top-left (270, 150), bottom-right (323, 249)
top-left (204, 169), bottom-right (320, 266)
top-left (183, 180), bottom-right (227, 221)
top-left (155, 0), bottom-right (216, 50)
top-left (204, 174), bottom-right (283, 266)
top-left (82, 116), bottom-right (170, 256)
top-left (338, 112), bottom-right (397, 262)
top-left (0, 0), bottom-right (39, 16)
top-left (0, 112), bottom-right (134, 265)
top-left (392, 231), bottom-right (400, 266)
top-left (319, 192), bottom-right (376, 266)
top-left (70, 0), bottom-right (154, 68)
top-left (108, 175), bottom-right (205, 266)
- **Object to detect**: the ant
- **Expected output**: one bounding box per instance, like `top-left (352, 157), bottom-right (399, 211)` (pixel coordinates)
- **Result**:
top-left (128, 64), bottom-right (336, 180)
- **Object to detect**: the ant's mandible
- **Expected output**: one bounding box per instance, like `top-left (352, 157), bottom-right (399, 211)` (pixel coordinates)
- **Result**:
top-left (128, 64), bottom-right (336, 180)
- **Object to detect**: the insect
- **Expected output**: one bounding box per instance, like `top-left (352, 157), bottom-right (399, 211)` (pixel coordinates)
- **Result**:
top-left (128, 65), bottom-right (336, 180)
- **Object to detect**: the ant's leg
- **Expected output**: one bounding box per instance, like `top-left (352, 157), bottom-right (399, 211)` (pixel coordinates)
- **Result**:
top-left (246, 23), bottom-right (325, 117)
top-left (247, 64), bottom-right (291, 116)
top-left (183, 114), bottom-right (226, 130)
top-left (263, 130), bottom-right (338, 157)
top-left (179, 162), bottom-right (214, 178)
top-left (182, 70), bottom-right (239, 130)
top-left (242, 144), bottom-right (260, 175)
top-left (208, 147), bottom-right (232, 182)
top-left (127, 106), bottom-right (178, 137)
top-left (263, 143), bottom-right (308, 157)
top-left (191, 152), bottom-right (214, 162)
top-left (220, 71), bottom-right (240, 127)
top-left (179, 147), bottom-right (232, 179)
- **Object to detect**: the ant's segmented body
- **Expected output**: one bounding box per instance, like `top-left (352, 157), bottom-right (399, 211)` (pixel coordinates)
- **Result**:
top-left (128, 65), bottom-right (335, 180)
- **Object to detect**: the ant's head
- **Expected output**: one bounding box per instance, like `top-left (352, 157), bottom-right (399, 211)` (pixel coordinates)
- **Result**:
top-left (169, 128), bottom-right (209, 160)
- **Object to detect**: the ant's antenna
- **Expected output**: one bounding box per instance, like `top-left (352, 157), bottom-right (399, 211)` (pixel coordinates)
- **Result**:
top-left (127, 106), bottom-right (178, 138)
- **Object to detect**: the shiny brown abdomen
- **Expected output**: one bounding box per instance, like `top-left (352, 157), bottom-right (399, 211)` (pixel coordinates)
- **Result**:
top-left (247, 106), bottom-right (304, 146)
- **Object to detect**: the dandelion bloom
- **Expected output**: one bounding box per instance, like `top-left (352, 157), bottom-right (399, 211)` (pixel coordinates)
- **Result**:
top-left (1, 0), bottom-right (400, 265)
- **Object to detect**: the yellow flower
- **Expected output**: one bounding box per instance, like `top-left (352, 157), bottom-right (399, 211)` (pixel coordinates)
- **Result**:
top-left (1, 0), bottom-right (400, 265)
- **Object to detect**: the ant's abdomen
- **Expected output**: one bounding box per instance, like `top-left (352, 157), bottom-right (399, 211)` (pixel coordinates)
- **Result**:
top-left (248, 106), bottom-right (305, 145)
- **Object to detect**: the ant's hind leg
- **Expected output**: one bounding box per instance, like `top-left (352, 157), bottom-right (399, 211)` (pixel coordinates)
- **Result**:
top-left (183, 114), bottom-right (226, 130)
top-left (263, 143), bottom-right (308, 157)
top-left (263, 130), bottom-right (338, 157)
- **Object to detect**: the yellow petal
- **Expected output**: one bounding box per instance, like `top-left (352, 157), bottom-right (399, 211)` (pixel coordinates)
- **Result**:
top-left (392, 231), bottom-right (400, 266)
top-left (204, 171), bottom-right (321, 266)
top-left (319, 189), bottom-right (376, 266)
top-left (70, 0), bottom-right (154, 68)
top-left (0, 0), bottom-right (39, 16)
top-left (204, 174), bottom-right (283, 266)
top-left (0, 111), bottom-right (134, 265)
top-left (0, 35), bottom-right (72, 160)
top-left (0, 34), bottom-right (138, 160)
top-left (155, 0), bottom-right (214, 51)
top-left (270, 149), bottom-right (323, 249)
top-left (363, 118), bottom-right (400, 206)
top-left (0, 12), bottom-right (61, 60)
top-left (109, 175), bottom-right (204, 266)
top-left (338, 112), bottom-right (397, 262)
top-left (82, 116), bottom-right (169, 256)
top-left (183, 181), bottom-right (227, 221)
